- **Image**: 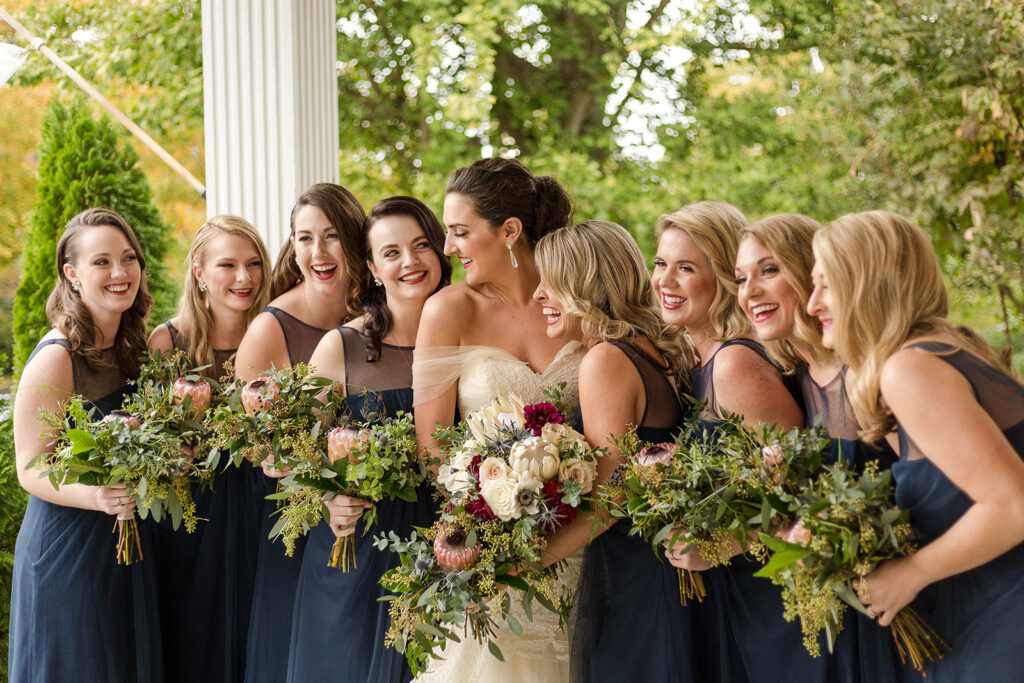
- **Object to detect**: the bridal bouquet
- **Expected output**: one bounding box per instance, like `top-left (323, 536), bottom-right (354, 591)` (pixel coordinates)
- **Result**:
top-left (35, 396), bottom-right (199, 564)
top-left (754, 460), bottom-right (948, 673)
top-left (600, 413), bottom-right (829, 603)
top-left (271, 410), bottom-right (428, 568)
top-left (378, 393), bottom-right (603, 674)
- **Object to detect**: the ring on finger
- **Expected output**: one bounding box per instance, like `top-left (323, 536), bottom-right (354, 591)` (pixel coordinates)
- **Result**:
top-left (865, 606), bottom-right (877, 619)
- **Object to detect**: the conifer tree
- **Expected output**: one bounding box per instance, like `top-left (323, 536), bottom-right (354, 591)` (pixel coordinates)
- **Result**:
top-left (12, 97), bottom-right (177, 372)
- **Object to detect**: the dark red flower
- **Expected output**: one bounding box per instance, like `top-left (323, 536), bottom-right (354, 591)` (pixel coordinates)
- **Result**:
top-left (541, 479), bottom-right (577, 528)
top-left (465, 496), bottom-right (497, 520)
top-left (524, 402), bottom-right (564, 436)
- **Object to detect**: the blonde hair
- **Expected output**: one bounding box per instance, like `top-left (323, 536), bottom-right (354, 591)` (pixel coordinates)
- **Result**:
top-left (813, 210), bottom-right (1005, 442)
top-left (535, 220), bottom-right (693, 387)
top-left (740, 214), bottom-right (832, 373)
top-left (179, 215), bottom-right (271, 374)
top-left (656, 201), bottom-right (753, 341)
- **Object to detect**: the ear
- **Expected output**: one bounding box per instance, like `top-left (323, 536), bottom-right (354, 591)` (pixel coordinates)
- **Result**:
top-left (366, 259), bottom-right (378, 280)
top-left (63, 263), bottom-right (78, 284)
top-left (192, 264), bottom-right (204, 283)
top-left (502, 217), bottom-right (524, 246)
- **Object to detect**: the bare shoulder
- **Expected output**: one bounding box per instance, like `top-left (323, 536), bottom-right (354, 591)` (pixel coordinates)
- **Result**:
top-left (309, 327), bottom-right (347, 384)
top-left (418, 282), bottom-right (477, 344)
top-left (880, 346), bottom-right (969, 406)
top-left (235, 310), bottom-right (287, 378)
top-left (18, 337), bottom-right (73, 396)
top-left (147, 319), bottom-right (176, 352)
top-left (713, 342), bottom-right (778, 384)
top-left (580, 342), bottom-right (637, 383)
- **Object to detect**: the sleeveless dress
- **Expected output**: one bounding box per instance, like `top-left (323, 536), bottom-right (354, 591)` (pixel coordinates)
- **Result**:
top-left (287, 326), bottom-right (436, 682)
top-left (570, 339), bottom-right (703, 682)
top-left (799, 366), bottom-right (903, 682)
top-left (153, 322), bottom-right (262, 682)
top-left (10, 339), bottom-right (163, 682)
top-left (244, 306), bottom-right (329, 683)
top-left (412, 341), bottom-right (586, 683)
top-left (691, 338), bottom-right (833, 682)
top-left (891, 342), bottom-right (1024, 681)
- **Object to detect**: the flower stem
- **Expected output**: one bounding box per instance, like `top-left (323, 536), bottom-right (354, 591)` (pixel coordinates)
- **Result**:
top-left (889, 607), bottom-right (949, 676)
top-left (327, 536), bottom-right (357, 571)
top-left (114, 515), bottom-right (143, 565)
top-left (678, 569), bottom-right (707, 605)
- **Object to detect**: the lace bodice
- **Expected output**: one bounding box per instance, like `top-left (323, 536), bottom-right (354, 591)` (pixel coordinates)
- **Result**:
top-left (457, 343), bottom-right (585, 416)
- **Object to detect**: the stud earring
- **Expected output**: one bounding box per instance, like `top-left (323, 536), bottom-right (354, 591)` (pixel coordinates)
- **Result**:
top-left (508, 244), bottom-right (518, 269)
top-left (374, 277), bottom-right (382, 287)
top-left (197, 280), bottom-right (208, 292)
top-left (71, 280), bottom-right (81, 293)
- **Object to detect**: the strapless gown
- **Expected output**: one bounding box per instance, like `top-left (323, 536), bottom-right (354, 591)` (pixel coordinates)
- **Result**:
top-left (416, 342), bottom-right (586, 683)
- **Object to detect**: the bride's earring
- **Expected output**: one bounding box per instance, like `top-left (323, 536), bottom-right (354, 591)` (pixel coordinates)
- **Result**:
top-left (508, 243), bottom-right (518, 269)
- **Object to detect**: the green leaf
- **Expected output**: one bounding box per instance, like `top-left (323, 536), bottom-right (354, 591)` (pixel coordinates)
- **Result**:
top-left (487, 640), bottom-right (505, 662)
top-left (506, 613), bottom-right (523, 635)
top-left (753, 549), bottom-right (807, 578)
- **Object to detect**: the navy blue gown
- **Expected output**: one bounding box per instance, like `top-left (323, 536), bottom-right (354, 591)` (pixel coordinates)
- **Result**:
top-left (892, 342), bottom-right (1024, 681)
top-left (287, 326), bottom-right (435, 682)
top-left (690, 338), bottom-right (832, 683)
top-left (10, 339), bottom-right (162, 682)
top-left (799, 365), bottom-right (903, 682)
top-left (571, 339), bottom-right (704, 682)
top-left (153, 322), bottom-right (262, 682)
top-left (245, 306), bottom-right (329, 683)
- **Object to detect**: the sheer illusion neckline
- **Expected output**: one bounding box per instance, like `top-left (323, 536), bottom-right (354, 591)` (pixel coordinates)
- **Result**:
top-left (465, 341), bottom-right (584, 376)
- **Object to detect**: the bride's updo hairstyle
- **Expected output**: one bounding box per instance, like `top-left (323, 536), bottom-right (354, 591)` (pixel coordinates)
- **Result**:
top-left (740, 214), bottom-right (830, 373)
top-left (535, 220), bottom-right (693, 383)
top-left (445, 157), bottom-right (574, 246)
top-left (813, 210), bottom-right (1006, 442)
top-left (46, 208), bottom-right (153, 377)
top-left (657, 201), bottom-right (752, 340)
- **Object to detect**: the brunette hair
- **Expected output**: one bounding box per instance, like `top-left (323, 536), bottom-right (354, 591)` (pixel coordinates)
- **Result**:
top-left (445, 157), bottom-right (574, 246)
top-left (361, 196), bottom-right (452, 361)
top-left (46, 207), bottom-right (153, 377)
top-left (269, 183), bottom-right (367, 319)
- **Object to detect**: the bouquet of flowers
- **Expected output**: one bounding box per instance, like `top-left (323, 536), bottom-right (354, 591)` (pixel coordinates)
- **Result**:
top-left (271, 409), bottom-right (428, 569)
top-left (378, 393), bottom-right (603, 674)
top-left (35, 396), bottom-right (199, 565)
top-left (754, 460), bottom-right (948, 673)
top-left (601, 413), bottom-right (830, 604)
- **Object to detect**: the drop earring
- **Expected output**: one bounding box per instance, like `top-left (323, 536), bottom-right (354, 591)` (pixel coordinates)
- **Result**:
top-left (508, 244), bottom-right (518, 269)
top-left (197, 280), bottom-right (208, 292)
top-left (71, 280), bottom-right (81, 293)
top-left (374, 276), bottom-right (382, 286)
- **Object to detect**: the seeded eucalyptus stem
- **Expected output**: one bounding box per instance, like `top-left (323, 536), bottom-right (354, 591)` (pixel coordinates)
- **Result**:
top-left (328, 536), bottom-right (357, 571)
top-left (889, 608), bottom-right (949, 675)
top-left (677, 569), bottom-right (707, 605)
top-left (114, 515), bottom-right (143, 565)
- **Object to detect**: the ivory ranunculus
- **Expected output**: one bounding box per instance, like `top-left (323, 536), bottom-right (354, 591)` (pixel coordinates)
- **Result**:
top-left (558, 458), bottom-right (596, 495)
top-left (509, 437), bottom-right (560, 481)
top-left (478, 456), bottom-right (512, 487)
top-left (480, 478), bottom-right (519, 521)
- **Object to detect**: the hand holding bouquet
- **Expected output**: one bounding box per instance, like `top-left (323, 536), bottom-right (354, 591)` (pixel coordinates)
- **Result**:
top-left (754, 460), bottom-right (948, 673)
top-left (378, 394), bottom-right (603, 674)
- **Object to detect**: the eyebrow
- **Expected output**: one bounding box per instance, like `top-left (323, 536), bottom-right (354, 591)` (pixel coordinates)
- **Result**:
top-left (657, 256), bottom-right (701, 266)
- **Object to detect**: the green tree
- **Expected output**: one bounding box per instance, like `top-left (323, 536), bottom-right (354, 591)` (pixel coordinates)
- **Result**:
top-left (12, 97), bottom-right (177, 373)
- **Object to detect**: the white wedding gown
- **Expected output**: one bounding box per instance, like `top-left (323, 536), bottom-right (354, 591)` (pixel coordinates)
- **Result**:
top-left (415, 342), bottom-right (587, 683)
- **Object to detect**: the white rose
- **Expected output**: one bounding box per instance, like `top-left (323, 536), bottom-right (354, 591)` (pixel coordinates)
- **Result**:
top-left (478, 456), bottom-right (512, 486)
top-left (559, 458), bottom-right (596, 495)
top-left (438, 450), bottom-right (475, 495)
top-left (480, 478), bottom-right (519, 521)
top-left (509, 436), bottom-right (560, 481)
top-left (513, 474), bottom-right (543, 516)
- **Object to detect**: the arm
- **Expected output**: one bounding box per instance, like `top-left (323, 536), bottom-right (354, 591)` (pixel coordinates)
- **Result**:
top-left (413, 292), bottom-right (463, 461)
top-left (14, 343), bottom-right (132, 515)
top-left (147, 322), bottom-right (174, 354)
top-left (541, 343), bottom-right (645, 565)
top-left (859, 349), bottom-right (1024, 626)
top-left (234, 312), bottom-right (289, 381)
top-left (713, 344), bottom-right (804, 431)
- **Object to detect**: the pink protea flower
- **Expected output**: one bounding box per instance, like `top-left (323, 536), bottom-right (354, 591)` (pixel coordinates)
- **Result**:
top-left (240, 377), bottom-right (279, 415)
top-left (172, 378), bottom-right (212, 416)
top-left (524, 402), bottom-right (564, 436)
top-left (784, 518), bottom-right (812, 546)
top-left (636, 443), bottom-right (675, 467)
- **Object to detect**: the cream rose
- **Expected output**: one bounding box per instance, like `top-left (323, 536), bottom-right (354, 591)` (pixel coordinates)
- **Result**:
top-left (558, 458), bottom-right (596, 495)
top-left (509, 436), bottom-right (560, 481)
top-left (480, 478), bottom-right (519, 521)
top-left (478, 456), bottom-right (512, 486)
top-left (540, 422), bottom-right (588, 450)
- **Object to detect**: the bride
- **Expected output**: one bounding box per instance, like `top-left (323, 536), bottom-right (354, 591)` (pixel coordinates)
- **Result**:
top-left (413, 157), bottom-right (582, 681)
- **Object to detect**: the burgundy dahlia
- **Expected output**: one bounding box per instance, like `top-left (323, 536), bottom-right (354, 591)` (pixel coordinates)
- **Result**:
top-left (524, 402), bottom-right (564, 436)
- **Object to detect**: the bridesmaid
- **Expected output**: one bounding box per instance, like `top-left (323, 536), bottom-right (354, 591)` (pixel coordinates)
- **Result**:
top-left (235, 184), bottom-right (367, 683)
top-left (532, 220), bottom-right (698, 683)
top-left (148, 215), bottom-right (271, 682)
top-left (655, 202), bottom-right (812, 683)
top-left (287, 196), bottom-right (451, 682)
top-left (811, 211), bottom-right (1024, 681)
top-left (734, 214), bottom-right (901, 682)
top-left (10, 208), bottom-right (160, 681)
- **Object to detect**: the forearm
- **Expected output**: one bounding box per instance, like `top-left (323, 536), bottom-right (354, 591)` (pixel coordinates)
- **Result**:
top-left (17, 468), bottom-right (103, 512)
top-left (541, 507), bottom-right (619, 567)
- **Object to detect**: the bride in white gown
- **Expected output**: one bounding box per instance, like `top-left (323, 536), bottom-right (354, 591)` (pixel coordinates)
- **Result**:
top-left (413, 158), bottom-right (581, 682)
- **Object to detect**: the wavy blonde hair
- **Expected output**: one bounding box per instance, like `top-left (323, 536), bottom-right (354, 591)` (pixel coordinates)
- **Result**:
top-left (657, 201), bottom-right (753, 342)
top-left (813, 210), bottom-right (1005, 442)
top-left (740, 214), bottom-right (832, 373)
top-left (535, 220), bottom-right (693, 388)
top-left (179, 215), bottom-right (271, 374)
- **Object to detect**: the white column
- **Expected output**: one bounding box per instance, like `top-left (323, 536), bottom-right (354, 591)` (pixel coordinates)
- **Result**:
top-left (202, 0), bottom-right (338, 260)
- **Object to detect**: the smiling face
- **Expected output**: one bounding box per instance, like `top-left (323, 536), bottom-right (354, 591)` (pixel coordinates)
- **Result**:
top-left (532, 275), bottom-right (583, 342)
top-left (735, 236), bottom-right (800, 343)
top-left (442, 193), bottom-right (510, 286)
top-left (367, 214), bottom-right (443, 305)
top-left (291, 204), bottom-right (348, 293)
top-left (651, 228), bottom-right (717, 331)
top-left (195, 232), bottom-right (264, 317)
top-left (807, 262), bottom-right (835, 349)
top-left (63, 225), bottom-right (141, 324)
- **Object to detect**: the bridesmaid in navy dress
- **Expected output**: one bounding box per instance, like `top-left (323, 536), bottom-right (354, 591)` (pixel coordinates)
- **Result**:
top-left (234, 184), bottom-right (368, 683)
top-left (811, 210), bottom-right (1024, 681)
top-left (10, 208), bottom-right (160, 681)
top-left (655, 203), bottom-right (821, 683)
top-left (148, 215), bottom-right (271, 681)
top-left (287, 196), bottom-right (451, 682)
top-left (735, 214), bottom-right (902, 681)
top-left (532, 220), bottom-right (699, 682)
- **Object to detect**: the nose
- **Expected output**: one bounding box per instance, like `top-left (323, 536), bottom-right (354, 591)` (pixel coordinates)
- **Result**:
top-left (237, 265), bottom-right (253, 284)
top-left (111, 260), bottom-right (128, 279)
top-left (402, 248), bottom-right (421, 268)
top-left (443, 232), bottom-right (456, 256)
top-left (807, 286), bottom-right (822, 316)
top-left (532, 284), bottom-right (546, 303)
